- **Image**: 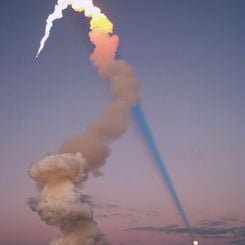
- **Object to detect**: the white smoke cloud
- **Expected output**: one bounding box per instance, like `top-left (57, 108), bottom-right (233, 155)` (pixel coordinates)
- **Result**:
top-left (29, 153), bottom-right (108, 245)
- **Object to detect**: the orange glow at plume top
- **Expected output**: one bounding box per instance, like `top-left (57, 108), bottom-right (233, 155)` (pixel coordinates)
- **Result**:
top-left (68, 0), bottom-right (113, 33)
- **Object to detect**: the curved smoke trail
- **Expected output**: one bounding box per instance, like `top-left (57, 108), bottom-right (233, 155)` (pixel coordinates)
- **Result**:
top-left (30, 0), bottom-right (139, 244)
top-left (31, 0), bottom-right (195, 244)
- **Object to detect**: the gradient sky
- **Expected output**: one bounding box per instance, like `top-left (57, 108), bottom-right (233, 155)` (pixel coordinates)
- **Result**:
top-left (0, 0), bottom-right (244, 244)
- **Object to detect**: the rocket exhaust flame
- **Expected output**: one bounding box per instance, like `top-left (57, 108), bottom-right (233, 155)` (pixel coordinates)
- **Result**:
top-left (36, 0), bottom-right (68, 58)
top-left (36, 0), bottom-right (114, 58)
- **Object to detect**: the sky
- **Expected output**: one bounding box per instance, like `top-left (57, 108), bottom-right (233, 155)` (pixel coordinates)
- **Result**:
top-left (0, 0), bottom-right (244, 244)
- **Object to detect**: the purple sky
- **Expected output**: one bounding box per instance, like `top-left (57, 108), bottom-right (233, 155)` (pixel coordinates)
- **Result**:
top-left (0, 0), bottom-right (244, 244)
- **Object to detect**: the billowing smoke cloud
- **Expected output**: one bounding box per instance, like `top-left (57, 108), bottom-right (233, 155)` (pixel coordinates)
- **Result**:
top-left (30, 0), bottom-right (139, 244)
top-left (29, 153), bottom-right (107, 244)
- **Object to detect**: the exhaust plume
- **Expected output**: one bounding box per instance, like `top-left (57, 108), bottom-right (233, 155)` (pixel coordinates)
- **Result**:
top-left (30, 0), bottom-right (139, 244)
top-left (32, 1), bottom-right (194, 244)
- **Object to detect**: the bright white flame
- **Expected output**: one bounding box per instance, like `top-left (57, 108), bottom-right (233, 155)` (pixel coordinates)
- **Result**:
top-left (36, 0), bottom-right (114, 58)
top-left (193, 241), bottom-right (199, 245)
top-left (36, 0), bottom-right (68, 57)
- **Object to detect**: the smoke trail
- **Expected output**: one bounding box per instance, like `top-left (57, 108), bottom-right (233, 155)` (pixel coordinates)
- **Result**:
top-left (131, 104), bottom-right (195, 240)
top-left (30, 1), bottom-right (140, 244)
top-left (32, 1), bottom-right (195, 244)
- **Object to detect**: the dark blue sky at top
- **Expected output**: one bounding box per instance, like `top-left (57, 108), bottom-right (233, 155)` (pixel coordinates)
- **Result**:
top-left (1, 0), bottom-right (243, 170)
top-left (0, 1), bottom-right (244, 245)
top-left (1, 0), bottom-right (244, 137)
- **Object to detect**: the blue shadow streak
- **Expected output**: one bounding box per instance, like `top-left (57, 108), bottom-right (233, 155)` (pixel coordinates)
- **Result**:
top-left (131, 104), bottom-right (194, 239)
